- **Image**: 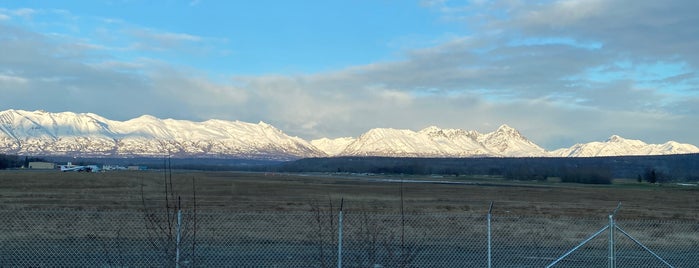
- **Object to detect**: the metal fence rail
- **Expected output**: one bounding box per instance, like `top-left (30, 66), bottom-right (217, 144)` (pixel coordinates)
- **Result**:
top-left (0, 209), bottom-right (697, 267)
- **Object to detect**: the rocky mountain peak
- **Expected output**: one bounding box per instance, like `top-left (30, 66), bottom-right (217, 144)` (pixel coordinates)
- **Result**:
top-left (607, 135), bottom-right (625, 142)
top-left (492, 124), bottom-right (522, 137)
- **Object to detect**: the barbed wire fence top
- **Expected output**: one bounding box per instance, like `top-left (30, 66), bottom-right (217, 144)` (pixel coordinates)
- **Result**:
top-left (1, 207), bottom-right (697, 267)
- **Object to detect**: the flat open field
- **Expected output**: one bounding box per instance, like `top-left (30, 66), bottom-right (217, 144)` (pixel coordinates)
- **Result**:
top-left (2, 170), bottom-right (698, 267)
top-left (1, 169), bottom-right (697, 220)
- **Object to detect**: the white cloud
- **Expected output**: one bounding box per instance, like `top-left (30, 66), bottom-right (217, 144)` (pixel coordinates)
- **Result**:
top-left (13, 8), bottom-right (36, 18)
top-left (0, 73), bottom-right (28, 85)
top-left (130, 28), bottom-right (202, 43)
top-left (517, 0), bottom-right (608, 28)
top-left (420, 0), bottom-right (446, 8)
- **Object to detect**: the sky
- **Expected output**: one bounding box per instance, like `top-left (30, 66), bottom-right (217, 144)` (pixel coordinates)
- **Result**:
top-left (1, 0), bottom-right (698, 150)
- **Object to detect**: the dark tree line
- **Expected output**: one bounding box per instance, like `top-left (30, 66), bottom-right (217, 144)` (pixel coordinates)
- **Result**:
top-left (642, 168), bottom-right (668, 184)
top-left (280, 154), bottom-right (699, 184)
top-left (0, 154), bottom-right (24, 169)
top-left (4, 153), bottom-right (697, 184)
top-left (0, 154), bottom-right (49, 169)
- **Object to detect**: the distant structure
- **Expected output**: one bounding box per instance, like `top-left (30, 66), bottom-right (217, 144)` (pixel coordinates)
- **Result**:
top-left (103, 165), bottom-right (127, 171)
top-left (127, 166), bottom-right (148, 171)
top-left (28, 162), bottom-right (55, 169)
top-left (59, 162), bottom-right (101, 172)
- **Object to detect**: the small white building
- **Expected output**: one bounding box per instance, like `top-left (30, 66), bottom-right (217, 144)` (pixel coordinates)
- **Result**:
top-left (103, 165), bottom-right (127, 171)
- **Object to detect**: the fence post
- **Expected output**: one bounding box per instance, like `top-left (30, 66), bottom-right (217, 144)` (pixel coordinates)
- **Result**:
top-left (609, 202), bottom-right (621, 268)
top-left (176, 208), bottom-right (182, 268)
top-left (337, 198), bottom-right (344, 268)
top-left (487, 201), bottom-right (493, 268)
top-left (608, 214), bottom-right (614, 268)
top-left (547, 202), bottom-right (623, 268)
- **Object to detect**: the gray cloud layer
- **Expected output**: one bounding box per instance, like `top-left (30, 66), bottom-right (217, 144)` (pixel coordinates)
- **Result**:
top-left (1, 1), bottom-right (698, 149)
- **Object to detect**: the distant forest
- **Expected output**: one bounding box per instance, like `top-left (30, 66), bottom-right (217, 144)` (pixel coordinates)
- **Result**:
top-left (3, 153), bottom-right (698, 184)
top-left (278, 154), bottom-right (699, 184)
top-left (0, 154), bottom-right (46, 169)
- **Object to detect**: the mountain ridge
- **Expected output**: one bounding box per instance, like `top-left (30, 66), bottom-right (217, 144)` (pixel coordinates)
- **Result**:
top-left (0, 109), bottom-right (325, 160)
top-left (1, 109), bottom-right (698, 159)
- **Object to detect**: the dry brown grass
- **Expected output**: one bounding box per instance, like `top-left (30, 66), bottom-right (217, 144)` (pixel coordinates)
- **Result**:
top-left (1, 170), bottom-right (697, 220)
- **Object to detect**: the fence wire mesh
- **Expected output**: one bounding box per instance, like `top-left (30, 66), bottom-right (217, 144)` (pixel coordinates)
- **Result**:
top-left (0, 209), bottom-right (697, 267)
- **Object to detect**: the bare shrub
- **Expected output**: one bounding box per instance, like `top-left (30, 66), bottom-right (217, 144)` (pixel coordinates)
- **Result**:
top-left (309, 196), bottom-right (420, 268)
top-left (141, 157), bottom-right (198, 266)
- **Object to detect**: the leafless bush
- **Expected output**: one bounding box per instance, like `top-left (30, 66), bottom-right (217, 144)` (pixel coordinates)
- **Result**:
top-left (346, 210), bottom-right (420, 268)
top-left (141, 157), bottom-right (198, 267)
top-left (309, 196), bottom-right (338, 268)
top-left (309, 195), bottom-right (420, 268)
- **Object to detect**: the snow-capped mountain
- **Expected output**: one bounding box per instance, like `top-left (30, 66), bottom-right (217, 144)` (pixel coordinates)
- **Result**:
top-left (476, 125), bottom-right (547, 157)
top-left (1, 109), bottom-right (698, 159)
top-left (317, 124), bottom-right (546, 157)
top-left (551, 135), bottom-right (699, 157)
top-left (0, 109), bottom-right (325, 160)
top-left (310, 137), bottom-right (356, 156)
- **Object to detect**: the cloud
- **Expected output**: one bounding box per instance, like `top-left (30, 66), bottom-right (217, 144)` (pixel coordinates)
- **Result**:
top-left (0, 73), bottom-right (28, 85)
top-left (0, 23), bottom-right (153, 116)
top-left (516, 0), bottom-right (609, 28)
top-left (219, 67), bottom-right (697, 148)
top-left (129, 28), bottom-right (202, 45)
top-left (13, 8), bottom-right (36, 17)
top-left (420, 0), bottom-right (446, 8)
top-left (1, 1), bottom-right (698, 149)
top-left (2, 7), bottom-right (221, 57)
top-left (509, 0), bottom-right (699, 64)
top-left (210, 0), bottom-right (699, 146)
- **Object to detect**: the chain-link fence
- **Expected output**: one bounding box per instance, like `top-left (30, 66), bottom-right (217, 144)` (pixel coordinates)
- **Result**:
top-left (0, 208), bottom-right (697, 267)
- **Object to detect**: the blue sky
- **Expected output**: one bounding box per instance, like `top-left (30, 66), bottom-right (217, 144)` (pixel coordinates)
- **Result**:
top-left (2, 1), bottom-right (451, 74)
top-left (1, 0), bottom-right (698, 149)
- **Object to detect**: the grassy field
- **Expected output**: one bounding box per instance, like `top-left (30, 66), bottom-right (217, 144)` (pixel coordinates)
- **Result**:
top-left (1, 169), bottom-right (697, 220)
top-left (1, 170), bottom-right (698, 267)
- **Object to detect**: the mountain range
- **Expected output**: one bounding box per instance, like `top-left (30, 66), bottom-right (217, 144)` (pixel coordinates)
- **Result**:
top-left (1, 109), bottom-right (698, 160)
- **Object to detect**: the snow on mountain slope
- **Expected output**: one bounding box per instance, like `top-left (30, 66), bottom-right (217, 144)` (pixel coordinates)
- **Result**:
top-left (340, 128), bottom-right (450, 157)
top-left (551, 135), bottom-right (699, 157)
top-left (0, 109), bottom-right (326, 159)
top-left (417, 126), bottom-right (490, 156)
top-left (652, 141), bottom-right (699, 155)
top-left (311, 124), bottom-right (696, 158)
top-left (1, 109), bottom-right (697, 159)
top-left (311, 137), bottom-right (356, 156)
top-left (335, 125), bottom-right (544, 157)
top-left (477, 125), bottom-right (547, 157)
top-left (0, 110), bottom-right (117, 156)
